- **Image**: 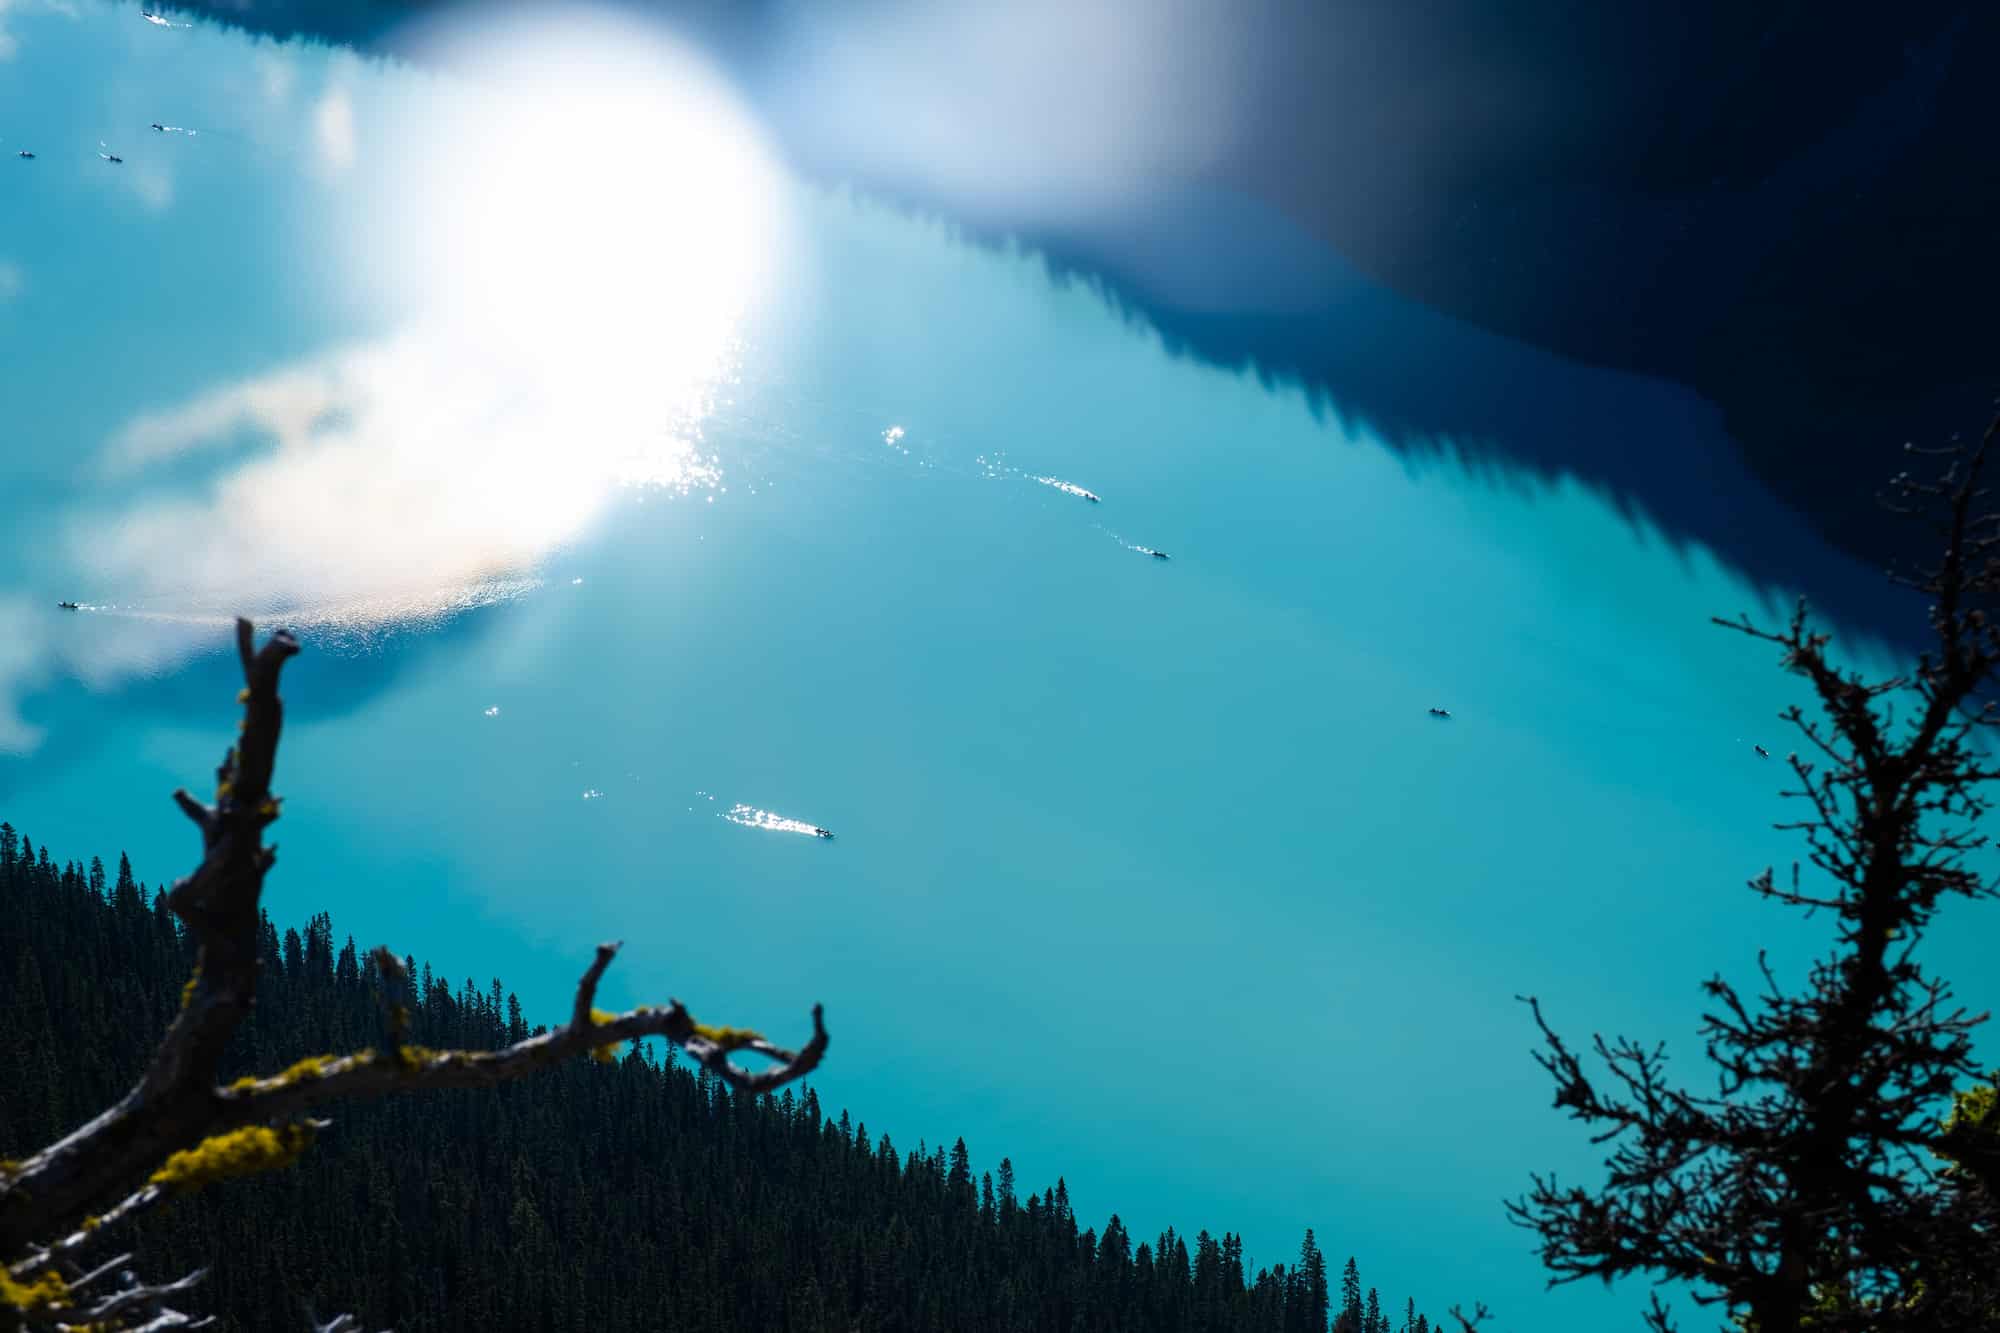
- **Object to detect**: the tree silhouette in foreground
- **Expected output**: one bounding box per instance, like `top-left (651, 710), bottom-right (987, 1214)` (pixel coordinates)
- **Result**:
top-left (0, 620), bottom-right (828, 1329)
top-left (1513, 416), bottom-right (2000, 1332)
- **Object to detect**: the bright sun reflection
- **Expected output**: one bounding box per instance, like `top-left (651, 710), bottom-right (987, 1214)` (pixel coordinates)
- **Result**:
top-left (15, 12), bottom-right (786, 743)
top-left (327, 7), bottom-right (783, 553)
top-left (70, 10), bottom-right (792, 644)
top-left (381, 12), bottom-right (779, 386)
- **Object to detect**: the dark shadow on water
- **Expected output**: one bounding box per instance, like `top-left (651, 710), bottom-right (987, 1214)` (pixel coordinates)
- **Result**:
top-left (0, 597), bottom-right (522, 806)
top-left (900, 192), bottom-right (1938, 667)
top-left (155, 0), bottom-right (1969, 664)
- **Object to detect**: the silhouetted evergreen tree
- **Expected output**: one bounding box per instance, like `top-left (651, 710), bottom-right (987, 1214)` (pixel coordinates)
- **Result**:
top-left (1515, 420), bottom-right (2000, 1331)
top-left (1336, 1256), bottom-right (1363, 1333)
top-left (1292, 1230), bottom-right (1328, 1333)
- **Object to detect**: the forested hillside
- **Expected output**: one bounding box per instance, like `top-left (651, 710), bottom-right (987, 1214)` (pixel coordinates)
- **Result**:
top-left (1, 823), bottom-right (1450, 1332)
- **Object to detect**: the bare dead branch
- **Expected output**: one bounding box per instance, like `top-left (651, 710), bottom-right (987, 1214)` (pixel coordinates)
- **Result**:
top-left (1444, 1300), bottom-right (1493, 1333)
top-left (217, 979), bottom-right (826, 1127)
top-left (0, 618), bottom-right (833, 1331)
top-left (14, 1268), bottom-right (210, 1330)
top-left (6, 1183), bottom-right (164, 1281)
top-left (0, 621), bottom-right (300, 1259)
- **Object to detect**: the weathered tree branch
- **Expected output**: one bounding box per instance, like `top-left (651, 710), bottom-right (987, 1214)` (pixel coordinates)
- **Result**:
top-left (6, 1184), bottom-right (165, 1282)
top-left (1442, 1301), bottom-right (1492, 1333)
top-left (15, 1267), bottom-right (210, 1330)
top-left (0, 622), bottom-right (300, 1261)
top-left (212, 957), bottom-right (828, 1128)
top-left (0, 618), bottom-right (830, 1330)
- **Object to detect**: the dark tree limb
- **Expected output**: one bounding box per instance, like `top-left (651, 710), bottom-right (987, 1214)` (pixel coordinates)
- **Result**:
top-left (211, 965), bottom-right (827, 1127)
top-left (15, 1268), bottom-right (209, 1329)
top-left (0, 622), bottom-right (300, 1260)
top-left (5, 1184), bottom-right (165, 1281)
top-left (1443, 1301), bottom-right (1493, 1333)
top-left (0, 619), bottom-right (831, 1330)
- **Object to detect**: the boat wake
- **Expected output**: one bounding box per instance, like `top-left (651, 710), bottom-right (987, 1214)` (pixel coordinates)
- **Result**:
top-left (714, 797), bottom-right (834, 839)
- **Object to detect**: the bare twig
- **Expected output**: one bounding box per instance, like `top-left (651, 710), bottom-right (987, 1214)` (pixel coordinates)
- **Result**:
top-left (1444, 1301), bottom-right (1493, 1333)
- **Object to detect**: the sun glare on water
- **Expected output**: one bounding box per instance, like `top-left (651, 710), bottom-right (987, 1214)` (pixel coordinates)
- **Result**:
top-left (316, 9), bottom-right (785, 591)
top-left (85, 11), bottom-right (791, 640)
top-left (25, 11), bottom-right (785, 736)
top-left (379, 13), bottom-right (780, 383)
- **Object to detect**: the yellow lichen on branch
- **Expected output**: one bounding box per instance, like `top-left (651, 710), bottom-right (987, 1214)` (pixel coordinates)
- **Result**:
top-left (587, 1008), bottom-right (623, 1064)
top-left (1940, 1072), bottom-right (2000, 1193)
top-left (1947, 1077), bottom-right (1997, 1136)
top-left (395, 1044), bottom-right (459, 1071)
top-left (178, 964), bottom-right (201, 1013)
top-left (692, 1022), bottom-right (765, 1052)
top-left (224, 1051), bottom-right (363, 1093)
top-left (148, 1123), bottom-right (317, 1195)
top-left (0, 1265), bottom-right (68, 1313)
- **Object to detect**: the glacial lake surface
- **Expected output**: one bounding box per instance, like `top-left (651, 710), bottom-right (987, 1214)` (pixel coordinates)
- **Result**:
top-left (2, 5), bottom-right (1992, 1327)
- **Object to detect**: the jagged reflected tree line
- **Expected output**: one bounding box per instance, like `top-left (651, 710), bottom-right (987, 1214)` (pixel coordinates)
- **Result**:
top-left (0, 829), bottom-right (1445, 1332)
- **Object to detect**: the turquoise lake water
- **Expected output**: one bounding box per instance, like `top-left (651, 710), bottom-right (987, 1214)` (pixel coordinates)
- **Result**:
top-left (3, 5), bottom-right (1993, 1328)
